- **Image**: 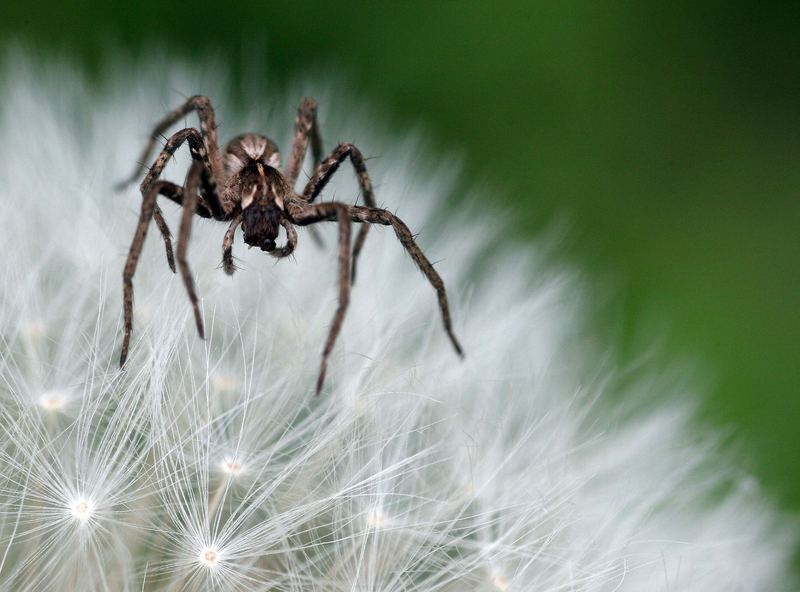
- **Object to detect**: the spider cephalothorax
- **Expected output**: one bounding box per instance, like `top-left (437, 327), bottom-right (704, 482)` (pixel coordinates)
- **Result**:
top-left (118, 96), bottom-right (463, 394)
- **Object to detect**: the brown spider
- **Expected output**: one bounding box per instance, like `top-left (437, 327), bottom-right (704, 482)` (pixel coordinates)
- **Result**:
top-left (118, 96), bottom-right (463, 394)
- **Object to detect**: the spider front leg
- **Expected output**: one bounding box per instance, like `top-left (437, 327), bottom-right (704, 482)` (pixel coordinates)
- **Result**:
top-left (174, 161), bottom-right (207, 341)
top-left (289, 199), bottom-right (464, 361)
top-left (358, 206), bottom-right (464, 358)
top-left (150, 181), bottom-right (214, 274)
top-left (290, 202), bottom-right (352, 395)
top-left (303, 142), bottom-right (378, 284)
top-left (117, 95), bottom-right (224, 191)
top-left (152, 205), bottom-right (175, 273)
top-left (121, 181), bottom-right (167, 366)
top-left (120, 167), bottom-right (211, 367)
top-left (136, 127), bottom-right (227, 219)
top-left (120, 132), bottom-right (220, 367)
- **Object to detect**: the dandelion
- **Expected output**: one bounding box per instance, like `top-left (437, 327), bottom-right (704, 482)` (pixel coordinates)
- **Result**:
top-left (0, 51), bottom-right (795, 591)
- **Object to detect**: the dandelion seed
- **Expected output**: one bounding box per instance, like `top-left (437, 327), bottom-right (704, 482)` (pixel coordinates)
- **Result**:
top-left (198, 546), bottom-right (220, 569)
top-left (22, 320), bottom-right (47, 342)
top-left (211, 372), bottom-right (238, 394)
top-left (37, 389), bottom-right (68, 412)
top-left (135, 302), bottom-right (154, 324)
top-left (492, 574), bottom-right (509, 591)
top-left (219, 456), bottom-right (244, 477)
top-left (366, 506), bottom-right (388, 529)
top-left (70, 498), bottom-right (94, 522)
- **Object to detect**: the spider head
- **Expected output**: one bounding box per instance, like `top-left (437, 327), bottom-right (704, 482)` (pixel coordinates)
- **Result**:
top-left (242, 203), bottom-right (281, 252)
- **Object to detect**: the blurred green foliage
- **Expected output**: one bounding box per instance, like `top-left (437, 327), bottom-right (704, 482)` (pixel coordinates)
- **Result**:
top-left (3, 1), bottom-right (799, 521)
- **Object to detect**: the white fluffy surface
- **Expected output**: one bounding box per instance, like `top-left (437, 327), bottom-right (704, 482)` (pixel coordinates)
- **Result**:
top-left (0, 56), bottom-right (795, 591)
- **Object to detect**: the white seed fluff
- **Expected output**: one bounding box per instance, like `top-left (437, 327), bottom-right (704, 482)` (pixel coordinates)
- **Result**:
top-left (0, 53), bottom-right (795, 591)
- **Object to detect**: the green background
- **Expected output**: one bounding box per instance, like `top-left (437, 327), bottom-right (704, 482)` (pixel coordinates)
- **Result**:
top-left (4, 0), bottom-right (798, 541)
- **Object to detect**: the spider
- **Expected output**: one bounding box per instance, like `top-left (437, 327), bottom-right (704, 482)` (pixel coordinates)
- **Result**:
top-left (117, 96), bottom-right (463, 394)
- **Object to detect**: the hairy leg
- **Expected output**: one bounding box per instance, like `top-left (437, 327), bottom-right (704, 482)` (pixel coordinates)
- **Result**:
top-left (120, 173), bottom-right (218, 365)
top-left (134, 128), bottom-right (227, 219)
top-left (222, 214), bottom-right (243, 275)
top-left (152, 206), bottom-right (175, 273)
top-left (289, 200), bottom-right (464, 359)
top-left (284, 97), bottom-right (323, 188)
top-left (290, 202), bottom-right (352, 395)
top-left (117, 95), bottom-right (224, 191)
top-left (302, 142), bottom-right (377, 283)
top-left (120, 183), bottom-right (162, 366)
top-left (175, 162), bottom-right (206, 340)
top-left (284, 98), bottom-right (324, 247)
top-left (150, 181), bottom-right (213, 274)
top-left (151, 180), bottom-right (214, 219)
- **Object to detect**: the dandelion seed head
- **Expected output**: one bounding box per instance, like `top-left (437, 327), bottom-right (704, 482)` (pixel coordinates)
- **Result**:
top-left (0, 54), bottom-right (794, 591)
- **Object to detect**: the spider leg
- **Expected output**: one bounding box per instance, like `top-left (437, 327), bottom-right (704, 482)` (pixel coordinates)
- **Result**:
top-left (151, 180), bottom-right (214, 219)
top-left (120, 181), bottom-right (163, 366)
top-left (284, 98), bottom-right (324, 248)
top-left (117, 95), bottom-right (224, 191)
top-left (289, 199), bottom-right (464, 359)
top-left (284, 97), bottom-right (323, 188)
top-left (136, 128), bottom-right (228, 220)
top-left (175, 162), bottom-right (206, 340)
top-left (119, 174), bottom-right (217, 366)
top-left (302, 142), bottom-right (377, 284)
top-left (222, 214), bottom-right (243, 275)
top-left (289, 202), bottom-right (352, 395)
top-left (152, 206), bottom-right (175, 273)
top-left (150, 181), bottom-right (213, 274)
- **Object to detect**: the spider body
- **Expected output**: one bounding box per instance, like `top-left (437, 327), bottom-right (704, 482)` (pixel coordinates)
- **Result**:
top-left (118, 96), bottom-right (463, 394)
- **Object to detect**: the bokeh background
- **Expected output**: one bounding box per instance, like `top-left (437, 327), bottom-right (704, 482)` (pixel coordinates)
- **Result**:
top-left (4, 0), bottom-right (798, 539)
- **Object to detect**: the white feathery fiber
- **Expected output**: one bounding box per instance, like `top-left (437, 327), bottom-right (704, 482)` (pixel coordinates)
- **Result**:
top-left (0, 54), bottom-right (795, 591)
